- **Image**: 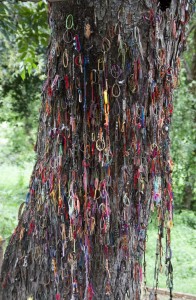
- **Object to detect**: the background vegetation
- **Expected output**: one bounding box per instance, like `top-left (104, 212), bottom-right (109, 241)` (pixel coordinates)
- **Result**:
top-left (0, 1), bottom-right (195, 295)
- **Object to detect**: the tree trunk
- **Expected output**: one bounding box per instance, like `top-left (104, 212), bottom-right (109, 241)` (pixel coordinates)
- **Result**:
top-left (1, 1), bottom-right (192, 299)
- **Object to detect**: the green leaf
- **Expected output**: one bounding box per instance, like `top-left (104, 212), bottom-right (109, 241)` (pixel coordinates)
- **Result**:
top-left (20, 69), bottom-right (26, 80)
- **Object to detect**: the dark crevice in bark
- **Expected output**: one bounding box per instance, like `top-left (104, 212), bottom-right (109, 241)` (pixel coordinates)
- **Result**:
top-left (159, 0), bottom-right (171, 12)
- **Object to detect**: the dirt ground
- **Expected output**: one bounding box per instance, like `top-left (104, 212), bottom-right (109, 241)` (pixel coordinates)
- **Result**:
top-left (142, 288), bottom-right (196, 300)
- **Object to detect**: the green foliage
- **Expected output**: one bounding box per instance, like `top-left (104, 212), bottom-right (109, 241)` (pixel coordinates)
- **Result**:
top-left (0, 63), bottom-right (41, 164)
top-left (0, 1), bottom-right (49, 77)
top-left (0, 122), bottom-right (36, 164)
top-left (0, 2), bottom-right (48, 164)
top-left (0, 163), bottom-right (33, 238)
top-left (178, 210), bottom-right (196, 229)
top-left (171, 21), bottom-right (196, 210)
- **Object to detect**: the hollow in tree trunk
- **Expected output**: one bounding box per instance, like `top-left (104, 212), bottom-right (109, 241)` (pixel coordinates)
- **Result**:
top-left (1, 0), bottom-right (192, 299)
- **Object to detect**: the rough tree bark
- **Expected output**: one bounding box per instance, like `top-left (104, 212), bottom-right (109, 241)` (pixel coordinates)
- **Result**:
top-left (1, 0), bottom-right (192, 299)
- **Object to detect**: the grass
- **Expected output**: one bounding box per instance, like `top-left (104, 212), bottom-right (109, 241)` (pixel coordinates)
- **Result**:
top-left (0, 163), bottom-right (195, 295)
top-left (145, 212), bottom-right (196, 294)
top-left (0, 163), bottom-right (33, 238)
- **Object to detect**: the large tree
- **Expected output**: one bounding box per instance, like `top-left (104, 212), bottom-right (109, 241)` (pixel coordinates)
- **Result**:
top-left (1, 0), bottom-right (193, 299)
